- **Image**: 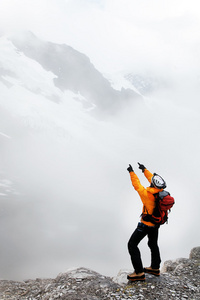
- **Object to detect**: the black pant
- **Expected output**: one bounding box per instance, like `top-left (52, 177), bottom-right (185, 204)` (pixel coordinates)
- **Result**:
top-left (128, 222), bottom-right (161, 274)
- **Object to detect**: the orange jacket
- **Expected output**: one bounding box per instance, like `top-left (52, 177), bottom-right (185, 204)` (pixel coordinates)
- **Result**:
top-left (129, 169), bottom-right (163, 226)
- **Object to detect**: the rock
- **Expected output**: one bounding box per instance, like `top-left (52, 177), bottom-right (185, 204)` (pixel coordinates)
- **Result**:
top-left (0, 247), bottom-right (199, 299)
top-left (161, 258), bottom-right (189, 273)
top-left (189, 246), bottom-right (200, 261)
top-left (161, 247), bottom-right (200, 276)
top-left (112, 269), bottom-right (132, 285)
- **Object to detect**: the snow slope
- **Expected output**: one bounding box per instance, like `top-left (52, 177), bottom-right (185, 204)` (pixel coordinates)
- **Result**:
top-left (0, 36), bottom-right (93, 136)
top-left (0, 34), bottom-right (139, 280)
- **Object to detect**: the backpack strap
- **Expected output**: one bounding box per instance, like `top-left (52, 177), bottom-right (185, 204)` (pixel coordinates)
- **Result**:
top-left (142, 192), bottom-right (159, 216)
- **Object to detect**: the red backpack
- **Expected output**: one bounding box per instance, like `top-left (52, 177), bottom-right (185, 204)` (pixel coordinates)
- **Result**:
top-left (142, 191), bottom-right (175, 225)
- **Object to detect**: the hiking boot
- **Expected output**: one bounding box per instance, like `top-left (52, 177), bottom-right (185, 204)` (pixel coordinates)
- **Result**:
top-left (143, 267), bottom-right (160, 276)
top-left (127, 272), bottom-right (145, 282)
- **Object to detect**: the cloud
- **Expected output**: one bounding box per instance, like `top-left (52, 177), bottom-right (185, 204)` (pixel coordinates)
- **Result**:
top-left (1, 0), bottom-right (200, 74)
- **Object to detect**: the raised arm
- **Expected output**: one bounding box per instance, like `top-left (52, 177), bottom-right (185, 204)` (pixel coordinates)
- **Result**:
top-left (138, 162), bottom-right (153, 184)
top-left (144, 169), bottom-right (153, 184)
top-left (127, 164), bottom-right (146, 194)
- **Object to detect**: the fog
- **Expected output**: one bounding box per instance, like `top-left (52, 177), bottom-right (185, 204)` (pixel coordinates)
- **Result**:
top-left (0, 0), bottom-right (200, 280)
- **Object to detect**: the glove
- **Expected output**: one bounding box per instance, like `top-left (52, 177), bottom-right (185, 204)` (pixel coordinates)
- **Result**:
top-left (138, 162), bottom-right (146, 173)
top-left (127, 164), bottom-right (134, 173)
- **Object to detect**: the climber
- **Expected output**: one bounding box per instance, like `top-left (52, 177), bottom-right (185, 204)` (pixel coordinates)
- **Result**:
top-left (126, 162), bottom-right (166, 282)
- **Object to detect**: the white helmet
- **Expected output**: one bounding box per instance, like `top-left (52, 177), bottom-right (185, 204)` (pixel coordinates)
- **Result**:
top-left (151, 173), bottom-right (166, 189)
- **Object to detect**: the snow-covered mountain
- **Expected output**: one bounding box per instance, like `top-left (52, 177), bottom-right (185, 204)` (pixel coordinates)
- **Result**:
top-left (0, 32), bottom-right (143, 145)
top-left (124, 73), bottom-right (164, 94)
top-left (0, 32), bottom-right (143, 197)
top-left (6, 32), bottom-right (141, 114)
top-left (0, 32), bottom-right (143, 280)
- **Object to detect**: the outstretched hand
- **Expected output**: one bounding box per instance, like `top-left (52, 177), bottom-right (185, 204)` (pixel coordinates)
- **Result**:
top-left (127, 164), bottom-right (134, 173)
top-left (138, 162), bottom-right (146, 172)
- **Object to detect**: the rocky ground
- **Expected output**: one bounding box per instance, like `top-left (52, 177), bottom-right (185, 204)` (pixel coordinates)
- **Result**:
top-left (0, 247), bottom-right (199, 300)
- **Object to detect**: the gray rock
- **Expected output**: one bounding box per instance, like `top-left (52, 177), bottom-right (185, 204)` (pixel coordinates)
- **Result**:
top-left (189, 246), bottom-right (200, 261)
top-left (161, 257), bottom-right (190, 273)
top-left (0, 247), bottom-right (199, 300)
top-left (112, 269), bottom-right (132, 285)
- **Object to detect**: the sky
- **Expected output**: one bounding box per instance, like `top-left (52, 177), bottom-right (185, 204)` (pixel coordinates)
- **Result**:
top-left (0, 0), bottom-right (200, 280)
top-left (1, 0), bottom-right (200, 74)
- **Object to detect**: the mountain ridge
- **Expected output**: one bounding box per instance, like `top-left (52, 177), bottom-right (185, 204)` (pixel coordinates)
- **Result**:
top-left (9, 31), bottom-right (141, 115)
